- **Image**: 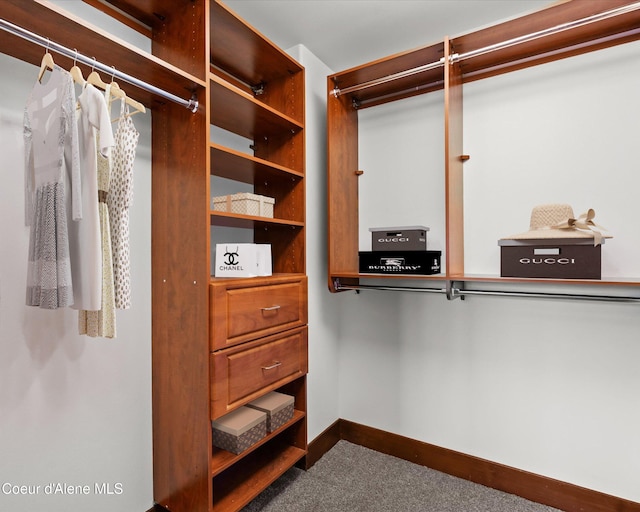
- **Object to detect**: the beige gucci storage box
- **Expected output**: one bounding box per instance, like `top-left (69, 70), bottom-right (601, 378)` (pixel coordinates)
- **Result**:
top-left (246, 391), bottom-right (294, 433)
top-left (212, 192), bottom-right (275, 218)
top-left (212, 406), bottom-right (267, 454)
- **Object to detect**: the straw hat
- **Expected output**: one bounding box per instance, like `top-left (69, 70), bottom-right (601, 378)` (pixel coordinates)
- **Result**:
top-left (502, 203), bottom-right (611, 245)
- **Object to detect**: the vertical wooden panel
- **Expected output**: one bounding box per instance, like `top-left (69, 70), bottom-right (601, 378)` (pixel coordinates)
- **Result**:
top-left (327, 79), bottom-right (359, 288)
top-left (444, 37), bottom-right (465, 277)
top-left (152, 91), bottom-right (211, 511)
top-left (152, 0), bottom-right (207, 81)
top-left (259, 71), bottom-right (305, 125)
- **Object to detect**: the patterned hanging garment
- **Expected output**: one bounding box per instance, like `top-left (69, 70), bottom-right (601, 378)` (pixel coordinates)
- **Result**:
top-left (108, 97), bottom-right (139, 309)
top-left (24, 66), bottom-right (81, 309)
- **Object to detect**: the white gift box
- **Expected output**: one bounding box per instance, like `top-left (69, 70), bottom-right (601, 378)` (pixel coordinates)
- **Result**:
top-left (214, 243), bottom-right (272, 278)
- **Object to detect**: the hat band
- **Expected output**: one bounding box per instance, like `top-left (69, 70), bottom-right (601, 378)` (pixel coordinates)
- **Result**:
top-left (546, 209), bottom-right (607, 246)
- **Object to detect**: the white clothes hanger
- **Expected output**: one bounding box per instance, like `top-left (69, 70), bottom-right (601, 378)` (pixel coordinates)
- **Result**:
top-left (37, 39), bottom-right (54, 83)
top-left (69, 49), bottom-right (85, 86)
top-left (87, 57), bottom-right (108, 90)
top-left (107, 66), bottom-right (146, 117)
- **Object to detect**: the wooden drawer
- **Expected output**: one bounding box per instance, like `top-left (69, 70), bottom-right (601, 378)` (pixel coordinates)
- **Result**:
top-left (211, 326), bottom-right (308, 419)
top-left (210, 275), bottom-right (308, 351)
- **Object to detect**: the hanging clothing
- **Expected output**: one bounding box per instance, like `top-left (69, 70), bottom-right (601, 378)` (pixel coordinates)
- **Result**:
top-left (108, 98), bottom-right (139, 309)
top-left (24, 66), bottom-right (81, 309)
top-left (78, 85), bottom-right (116, 338)
top-left (68, 83), bottom-right (109, 311)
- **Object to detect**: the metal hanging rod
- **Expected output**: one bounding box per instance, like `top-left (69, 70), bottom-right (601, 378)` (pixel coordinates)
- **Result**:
top-left (0, 18), bottom-right (199, 113)
top-left (354, 22), bottom-right (640, 107)
top-left (461, 25), bottom-right (640, 81)
top-left (335, 283), bottom-right (449, 295)
top-left (331, 58), bottom-right (445, 98)
top-left (355, 79), bottom-right (445, 108)
top-left (452, 288), bottom-right (640, 304)
top-left (455, 1), bottom-right (640, 62)
top-left (334, 280), bottom-right (640, 303)
top-left (331, 1), bottom-right (640, 98)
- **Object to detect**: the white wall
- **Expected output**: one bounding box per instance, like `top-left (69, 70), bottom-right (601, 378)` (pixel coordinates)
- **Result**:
top-left (0, 5), bottom-right (153, 511)
top-left (288, 44), bottom-right (344, 440)
top-left (336, 39), bottom-right (640, 503)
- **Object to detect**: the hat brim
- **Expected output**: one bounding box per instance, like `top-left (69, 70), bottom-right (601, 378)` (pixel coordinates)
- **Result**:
top-left (502, 228), bottom-right (612, 240)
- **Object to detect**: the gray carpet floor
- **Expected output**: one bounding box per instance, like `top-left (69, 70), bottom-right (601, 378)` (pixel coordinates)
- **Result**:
top-left (242, 440), bottom-right (561, 512)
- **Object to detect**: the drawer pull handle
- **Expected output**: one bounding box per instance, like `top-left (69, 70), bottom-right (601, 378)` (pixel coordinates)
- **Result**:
top-left (261, 305), bottom-right (281, 312)
top-left (262, 361), bottom-right (282, 371)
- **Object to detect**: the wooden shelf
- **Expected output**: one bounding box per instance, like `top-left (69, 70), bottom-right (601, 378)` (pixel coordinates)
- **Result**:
top-left (211, 440), bottom-right (306, 512)
top-left (93, 0), bottom-right (181, 29)
top-left (332, 272), bottom-right (446, 281)
top-left (455, 0), bottom-right (640, 83)
top-left (209, 0), bottom-right (303, 88)
top-left (209, 273), bottom-right (306, 286)
top-left (211, 410), bottom-right (306, 477)
top-left (210, 211), bottom-right (304, 229)
top-left (210, 143), bottom-right (303, 184)
top-left (450, 274), bottom-right (640, 287)
top-left (210, 74), bottom-right (303, 140)
top-left (330, 272), bottom-right (640, 287)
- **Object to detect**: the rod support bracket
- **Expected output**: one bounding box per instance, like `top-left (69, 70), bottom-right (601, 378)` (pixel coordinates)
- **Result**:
top-left (251, 82), bottom-right (265, 96)
top-left (446, 281), bottom-right (463, 301)
top-left (187, 97), bottom-right (199, 113)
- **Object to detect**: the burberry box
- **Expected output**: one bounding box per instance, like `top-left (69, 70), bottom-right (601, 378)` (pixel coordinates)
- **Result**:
top-left (212, 406), bottom-right (267, 454)
top-left (359, 251), bottom-right (441, 275)
top-left (370, 226), bottom-right (429, 251)
top-left (498, 238), bottom-right (602, 279)
top-left (246, 391), bottom-right (295, 433)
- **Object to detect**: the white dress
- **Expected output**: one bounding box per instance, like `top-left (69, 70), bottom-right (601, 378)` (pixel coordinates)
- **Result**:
top-left (78, 134), bottom-right (117, 338)
top-left (77, 85), bottom-right (116, 338)
top-left (108, 98), bottom-right (139, 309)
top-left (24, 66), bottom-right (81, 309)
top-left (68, 83), bottom-right (110, 311)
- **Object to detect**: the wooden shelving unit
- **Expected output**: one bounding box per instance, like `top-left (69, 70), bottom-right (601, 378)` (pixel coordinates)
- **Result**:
top-left (327, 0), bottom-right (640, 294)
top-left (205, 1), bottom-right (308, 511)
top-left (0, 1), bottom-right (307, 511)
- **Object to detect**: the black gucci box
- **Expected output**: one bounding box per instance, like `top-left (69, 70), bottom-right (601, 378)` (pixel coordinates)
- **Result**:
top-left (498, 239), bottom-right (602, 279)
top-left (369, 226), bottom-right (429, 251)
top-left (359, 251), bottom-right (441, 275)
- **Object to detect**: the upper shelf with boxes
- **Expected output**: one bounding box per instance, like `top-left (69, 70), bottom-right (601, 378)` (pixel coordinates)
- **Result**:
top-left (327, 0), bottom-right (640, 295)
